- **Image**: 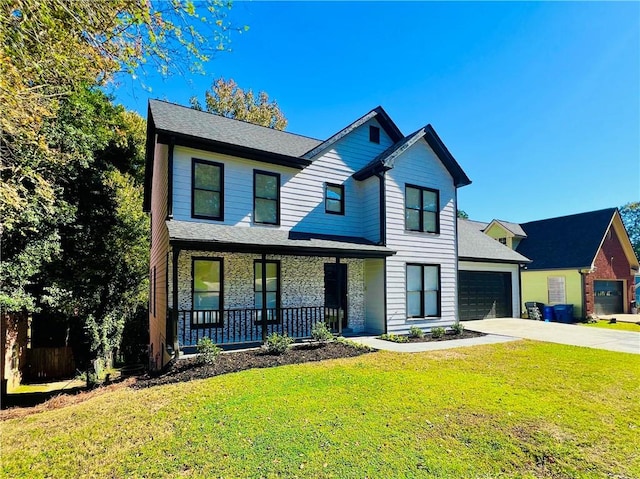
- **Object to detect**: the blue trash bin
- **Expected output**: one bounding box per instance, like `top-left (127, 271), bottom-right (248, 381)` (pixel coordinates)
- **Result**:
top-left (553, 304), bottom-right (574, 323)
top-left (543, 306), bottom-right (555, 322)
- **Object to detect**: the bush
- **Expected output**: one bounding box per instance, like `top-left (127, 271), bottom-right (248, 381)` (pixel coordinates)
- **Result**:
top-left (311, 322), bottom-right (334, 343)
top-left (196, 337), bottom-right (221, 365)
top-left (336, 336), bottom-right (373, 351)
top-left (431, 327), bottom-right (445, 339)
top-left (451, 321), bottom-right (464, 335)
top-left (379, 333), bottom-right (408, 343)
top-left (263, 332), bottom-right (294, 355)
top-left (409, 325), bottom-right (424, 338)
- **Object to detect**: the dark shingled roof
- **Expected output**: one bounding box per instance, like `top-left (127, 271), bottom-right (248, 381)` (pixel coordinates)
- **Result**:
top-left (458, 219), bottom-right (530, 264)
top-left (149, 99), bottom-right (322, 158)
top-left (167, 221), bottom-right (395, 258)
top-left (352, 125), bottom-right (472, 187)
top-left (515, 208), bottom-right (617, 270)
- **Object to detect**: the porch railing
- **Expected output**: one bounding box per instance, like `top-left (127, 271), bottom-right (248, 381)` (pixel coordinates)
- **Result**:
top-left (175, 306), bottom-right (344, 347)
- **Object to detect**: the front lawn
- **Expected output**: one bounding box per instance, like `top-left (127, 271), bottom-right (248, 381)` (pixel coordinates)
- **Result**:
top-left (581, 320), bottom-right (640, 332)
top-left (2, 340), bottom-right (639, 478)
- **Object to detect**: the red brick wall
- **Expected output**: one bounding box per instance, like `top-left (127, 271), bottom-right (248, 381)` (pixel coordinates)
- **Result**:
top-left (584, 225), bottom-right (635, 315)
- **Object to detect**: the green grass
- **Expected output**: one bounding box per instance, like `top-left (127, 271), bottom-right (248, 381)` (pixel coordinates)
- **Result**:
top-left (581, 320), bottom-right (640, 332)
top-left (2, 341), bottom-right (639, 478)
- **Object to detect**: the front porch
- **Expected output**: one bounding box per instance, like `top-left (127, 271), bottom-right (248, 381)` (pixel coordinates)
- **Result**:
top-left (175, 306), bottom-right (346, 348)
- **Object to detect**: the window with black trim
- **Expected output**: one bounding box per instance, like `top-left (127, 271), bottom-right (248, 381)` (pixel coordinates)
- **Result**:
top-left (254, 260), bottom-right (280, 323)
top-left (192, 159), bottom-right (224, 220)
top-left (405, 185), bottom-right (439, 233)
top-left (369, 125), bottom-right (380, 144)
top-left (325, 183), bottom-right (345, 215)
top-left (406, 264), bottom-right (440, 318)
top-left (254, 171), bottom-right (280, 225)
top-left (192, 258), bottom-right (223, 326)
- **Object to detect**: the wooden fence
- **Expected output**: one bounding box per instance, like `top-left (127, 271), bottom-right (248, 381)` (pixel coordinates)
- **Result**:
top-left (25, 347), bottom-right (75, 381)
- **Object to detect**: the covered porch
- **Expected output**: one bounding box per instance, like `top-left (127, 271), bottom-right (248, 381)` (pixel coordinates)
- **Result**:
top-left (165, 221), bottom-right (394, 352)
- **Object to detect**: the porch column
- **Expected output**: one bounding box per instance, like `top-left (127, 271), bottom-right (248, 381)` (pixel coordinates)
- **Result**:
top-left (335, 256), bottom-right (342, 336)
top-left (260, 253), bottom-right (268, 342)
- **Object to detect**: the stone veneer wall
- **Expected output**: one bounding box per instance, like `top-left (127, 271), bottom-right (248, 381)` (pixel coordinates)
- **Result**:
top-left (169, 250), bottom-right (366, 333)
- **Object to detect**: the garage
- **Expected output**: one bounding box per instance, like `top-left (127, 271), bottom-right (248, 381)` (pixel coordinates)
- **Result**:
top-left (594, 280), bottom-right (624, 315)
top-left (458, 271), bottom-right (513, 321)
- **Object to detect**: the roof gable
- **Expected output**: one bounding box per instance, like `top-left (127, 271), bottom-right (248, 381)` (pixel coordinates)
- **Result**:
top-left (302, 106), bottom-right (404, 160)
top-left (458, 219), bottom-right (530, 263)
top-left (485, 219), bottom-right (527, 238)
top-left (352, 124), bottom-right (471, 187)
top-left (515, 208), bottom-right (618, 270)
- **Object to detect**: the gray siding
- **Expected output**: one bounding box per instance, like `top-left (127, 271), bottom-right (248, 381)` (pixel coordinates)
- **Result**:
top-left (170, 119), bottom-right (393, 241)
top-left (384, 140), bottom-right (458, 333)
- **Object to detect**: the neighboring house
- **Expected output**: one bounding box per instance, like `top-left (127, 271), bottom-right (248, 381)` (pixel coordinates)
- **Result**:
top-left (457, 219), bottom-right (530, 321)
top-left (483, 208), bottom-right (639, 319)
top-left (143, 100), bottom-right (471, 369)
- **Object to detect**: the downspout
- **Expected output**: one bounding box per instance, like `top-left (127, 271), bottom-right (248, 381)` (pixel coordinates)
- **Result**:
top-left (454, 187), bottom-right (459, 322)
top-left (167, 136), bottom-right (175, 219)
top-left (517, 264), bottom-right (523, 318)
top-left (170, 247), bottom-right (180, 357)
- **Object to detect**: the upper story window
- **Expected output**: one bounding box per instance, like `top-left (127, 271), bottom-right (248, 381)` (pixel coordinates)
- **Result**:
top-left (498, 237), bottom-right (507, 245)
top-left (405, 185), bottom-right (439, 233)
top-left (192, 159), bottom-right (224, 220)
top-left (325, 183), bottom-right (345, 215)
top-left (192, 258), bottom-right (223, 326)
top-left (369, 125), bottom-right (380, 144)
top-left (254, 170), bottom-right (280, 225)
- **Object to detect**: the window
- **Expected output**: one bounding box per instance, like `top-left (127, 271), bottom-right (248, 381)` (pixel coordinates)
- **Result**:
top-left (498, 237), bottom-right (507, 245)
top-left (369, 125), bottom-right (380, 144)
top-left (325, 183), bottom-right (345, 215)
top-left (192, 159), bottom-right (223, 220)
top-left (254, 260), bottom-right (280, 323)
top-left (254, 171), bottom-right (280, 225)
top-left (406, 264), bottom-right (440, 318)
top-left (192, 258), bottom-right (223, 326)
top-left (405, 185), bottom-right (439, 233)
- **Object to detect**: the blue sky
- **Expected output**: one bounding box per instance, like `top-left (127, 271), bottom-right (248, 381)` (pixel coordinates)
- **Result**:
top-left (112, 1), bottom-right (639, 223)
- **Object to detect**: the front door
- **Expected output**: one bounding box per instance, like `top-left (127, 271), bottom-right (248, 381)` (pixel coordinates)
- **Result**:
top-left (324, 263), bottom-right (348, 331)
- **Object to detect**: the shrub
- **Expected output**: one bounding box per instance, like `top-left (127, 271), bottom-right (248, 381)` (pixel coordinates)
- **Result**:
top-left (409, 325), bottom-right (424, 338)
top-left (379, 333), bottom-right (408, 343)
top-left (451, 321), bottom-right (464, 335)
top-left (311, 322), bottom-right (334, 343)
top-left (196, 337), bottom-right (221, 365)
top-left (336, 336), bottom-right (373, 351)
top-left (263, 332), bottom-right (294, 355)
top-left (431, 327), bottom-right (445, 339)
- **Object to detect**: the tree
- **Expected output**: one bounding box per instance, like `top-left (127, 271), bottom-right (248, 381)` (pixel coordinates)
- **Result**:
top-left (1, 0), bottom-right (242, 313)
top-left (619, 202), bottom-right (640, 260)
top-left (190, 78), bottom-right (287, 130)
top-left (457, 210), bottom-right (469, 219)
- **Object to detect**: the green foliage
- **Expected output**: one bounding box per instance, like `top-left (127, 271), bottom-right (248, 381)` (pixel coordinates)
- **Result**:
top-left (263, 332), bottom-right (294, 355)
top-left (379, 333), bottom-right (409, 343)
top-left (451, 321), bottom-right (465, 335)
top-left (196, 338), bottom-right (222, 365)
top-left (311, 322), bottom-right (334, 343)
top-left (431, 327), bottom-right (446, 339)
top-left (619, 202), bottom-right (640, 260)
top-left (457, 209), bottom-right (469, 219)
top-left (190, 78), bottom-right (287, 130)
top-left (409, 325), bottom-right (424, 338)
top-left (336, 336), bottom-right (373, 351)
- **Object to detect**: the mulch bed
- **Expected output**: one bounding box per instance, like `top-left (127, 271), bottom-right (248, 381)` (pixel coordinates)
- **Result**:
top-left (134, 341), bottom-right (375, 389)
top-left (385, 330), bottom-right (486, 343)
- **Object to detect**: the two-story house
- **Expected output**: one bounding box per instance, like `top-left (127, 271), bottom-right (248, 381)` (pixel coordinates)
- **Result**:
top-left (143, 100), bottom-right (471, 369)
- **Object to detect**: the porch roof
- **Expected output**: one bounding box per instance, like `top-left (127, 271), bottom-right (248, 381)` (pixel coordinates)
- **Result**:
top-left (167, 221), bottom-right (396, 258)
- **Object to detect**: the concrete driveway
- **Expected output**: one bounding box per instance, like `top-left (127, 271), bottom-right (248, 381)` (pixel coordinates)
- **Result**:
top-left (465, 318), bottom-right (640, 355)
